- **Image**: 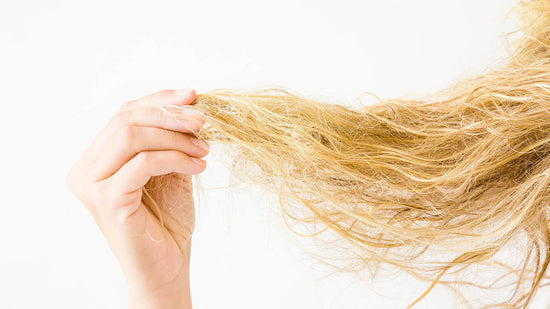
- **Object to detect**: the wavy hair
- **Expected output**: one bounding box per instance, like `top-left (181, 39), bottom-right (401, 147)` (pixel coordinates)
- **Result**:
top-left (151, 0), bottom-right (550, 307)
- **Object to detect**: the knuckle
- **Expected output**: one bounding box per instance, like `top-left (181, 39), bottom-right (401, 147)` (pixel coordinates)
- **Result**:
top-left (67, 172), bottom-right (98, 211)
top-left (117, 125), bottom-right (137, 145)
top-left (66, 163), bottom-right (89, 201)
top-left (135, 151), bottom-right (153, 167)
top-left (153, 106), bottom-right (166, 123)
top-left (119, 100), bottom-right (134, 110)
top-left (111, 110), bottom-right (130, 128)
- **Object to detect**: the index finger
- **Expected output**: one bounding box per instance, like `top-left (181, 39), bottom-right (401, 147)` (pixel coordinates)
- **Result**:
top-left (82, 88), bottom-right (200, 163)
top-left (119, 88), bottom-right (197, 111)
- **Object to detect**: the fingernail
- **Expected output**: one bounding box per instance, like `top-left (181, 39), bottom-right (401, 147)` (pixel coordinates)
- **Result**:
top-left (174, 88), bottom-right (195, 96)
top-left (190, 157), bottom-right (206, 166)
top-left (183, 117), bottom-right (207, 132)
top-left (190, 137), bottom-right (210, 151)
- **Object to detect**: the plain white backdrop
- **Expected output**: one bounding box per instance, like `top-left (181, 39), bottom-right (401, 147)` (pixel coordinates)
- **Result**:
top-left (2, 0), bottom-right (549, 308)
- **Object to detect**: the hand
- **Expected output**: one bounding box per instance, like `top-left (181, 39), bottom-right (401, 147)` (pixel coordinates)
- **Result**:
top-left (66, 89), bottom-right (209, 308)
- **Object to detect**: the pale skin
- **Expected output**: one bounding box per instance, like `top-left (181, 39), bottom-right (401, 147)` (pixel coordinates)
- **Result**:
top-left (66, 89), bottom-right (207, 308)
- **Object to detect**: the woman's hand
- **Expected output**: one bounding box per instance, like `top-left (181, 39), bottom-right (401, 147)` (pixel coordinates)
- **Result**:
top-left (66, 89), bottom-right (209, 309)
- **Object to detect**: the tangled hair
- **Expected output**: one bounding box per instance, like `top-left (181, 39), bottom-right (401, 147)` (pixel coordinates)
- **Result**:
top-left (152, 0), bottom-right (550, 307)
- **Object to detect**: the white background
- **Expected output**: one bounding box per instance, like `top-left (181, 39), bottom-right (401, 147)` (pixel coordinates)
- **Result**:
top-left (1, 0), bottom-right (549, 308)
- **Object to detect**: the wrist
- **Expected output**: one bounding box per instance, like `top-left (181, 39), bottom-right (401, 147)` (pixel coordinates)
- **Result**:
top-left (128, 269), bottom-right (192, 309)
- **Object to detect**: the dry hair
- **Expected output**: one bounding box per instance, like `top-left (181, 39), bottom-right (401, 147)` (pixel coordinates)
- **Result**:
top-left (149, 0), bottom-right (550, 307)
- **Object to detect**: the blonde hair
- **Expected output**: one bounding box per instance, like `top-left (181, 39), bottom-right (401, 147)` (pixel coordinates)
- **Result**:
top-left (153, 0), bottom-right (550, 307)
